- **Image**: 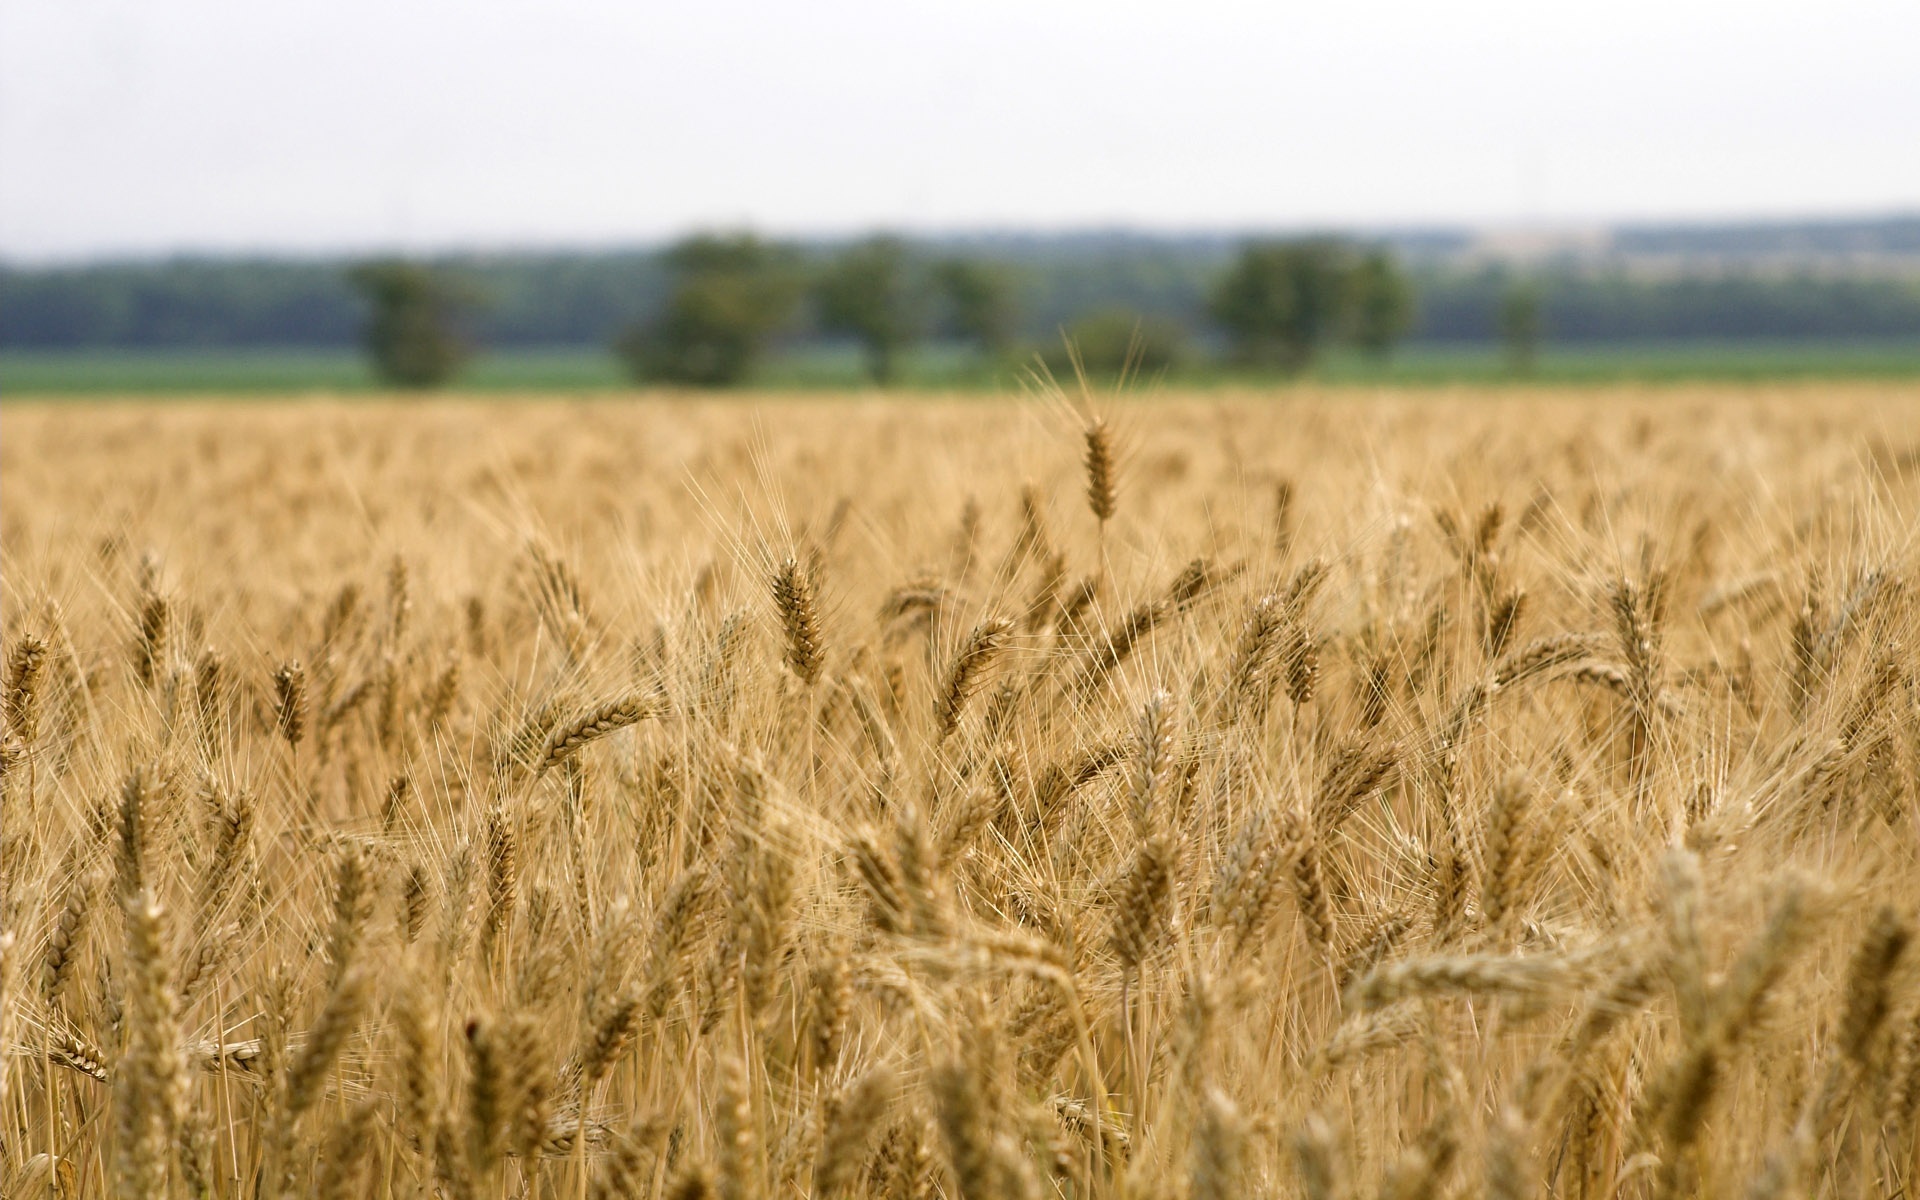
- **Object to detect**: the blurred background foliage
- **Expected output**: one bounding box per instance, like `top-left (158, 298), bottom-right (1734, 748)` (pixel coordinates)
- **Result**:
top-left (6, 217), bottom-right (1920, 389)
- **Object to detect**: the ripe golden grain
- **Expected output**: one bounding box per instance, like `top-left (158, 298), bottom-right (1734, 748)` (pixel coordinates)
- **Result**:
top-left (0, 384), bottom-right (1916, 1197)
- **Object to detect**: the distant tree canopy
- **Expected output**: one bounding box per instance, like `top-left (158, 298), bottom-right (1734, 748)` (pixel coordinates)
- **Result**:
top-left (615, 234), bottom-right (800, 386)
top-left (7, 224), bottom-right (1920, 368)
top-left (346, 261), bottom-right (468, 388)
top-left (1209, 239), bottom-right (1414, 370)
top-left (0, 261), bottom-right (362, 348)
top-left (813, 237), bottom-right (925, 384)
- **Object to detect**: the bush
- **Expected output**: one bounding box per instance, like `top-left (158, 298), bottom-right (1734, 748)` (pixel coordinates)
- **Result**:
top-left (934, 259), bottom-right (1018, 358)
top-left (1499, 281), bottom-right (1544, 375)
top-left (1349, 250), bottom-right (1415, 357)
top-left (1043, 309), bottom-right (1187, 378)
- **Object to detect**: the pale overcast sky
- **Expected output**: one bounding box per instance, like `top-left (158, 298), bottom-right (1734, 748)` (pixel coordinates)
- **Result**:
top-left (2, 0), bottom-right (1917, 261)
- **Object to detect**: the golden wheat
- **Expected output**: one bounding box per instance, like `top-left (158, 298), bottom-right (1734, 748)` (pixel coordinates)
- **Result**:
top-left (0, 382), bottom-right (1917, 1197)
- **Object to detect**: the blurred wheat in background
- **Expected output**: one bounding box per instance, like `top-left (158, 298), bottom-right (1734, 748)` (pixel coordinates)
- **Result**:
top-left (3, 382), bottom-right (1920, 1198)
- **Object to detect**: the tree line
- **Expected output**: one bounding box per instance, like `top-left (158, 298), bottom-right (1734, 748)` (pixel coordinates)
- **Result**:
top-left (7, 232), bottom-right (1920, 387)
top-left (344, 236), bottom-right (1423, 387)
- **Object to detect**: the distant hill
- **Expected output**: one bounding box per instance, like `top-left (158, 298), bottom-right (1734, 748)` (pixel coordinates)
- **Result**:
top-left (1610, 215), bottom-right (1920, 262)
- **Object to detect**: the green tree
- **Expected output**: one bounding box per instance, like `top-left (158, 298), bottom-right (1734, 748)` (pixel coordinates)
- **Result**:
top-left (1348, 250), bottom-right (1415, 357)
top-left (814, 237), bottom-right (924, 384)
top-left (1044, 309), bottom-right (1187, 378)
top-left (1499, 280), bottom-right (1544, 375)
top-left (616, 234), bottom-right (800, 386)
top-left (1208, 239), bottom-right (1354, 372)
top-left (346, 261), bottom-right (467, 388)
top-left (933, 259), bottom-right (1018, 358)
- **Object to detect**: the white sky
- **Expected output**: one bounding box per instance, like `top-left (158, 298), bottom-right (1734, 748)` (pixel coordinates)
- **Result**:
top-left (3, 0), bottom-right (1917, 262)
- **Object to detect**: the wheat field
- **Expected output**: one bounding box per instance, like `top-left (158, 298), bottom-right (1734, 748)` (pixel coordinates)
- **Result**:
top-left (3, 383), bottom-right (1920, 1200)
